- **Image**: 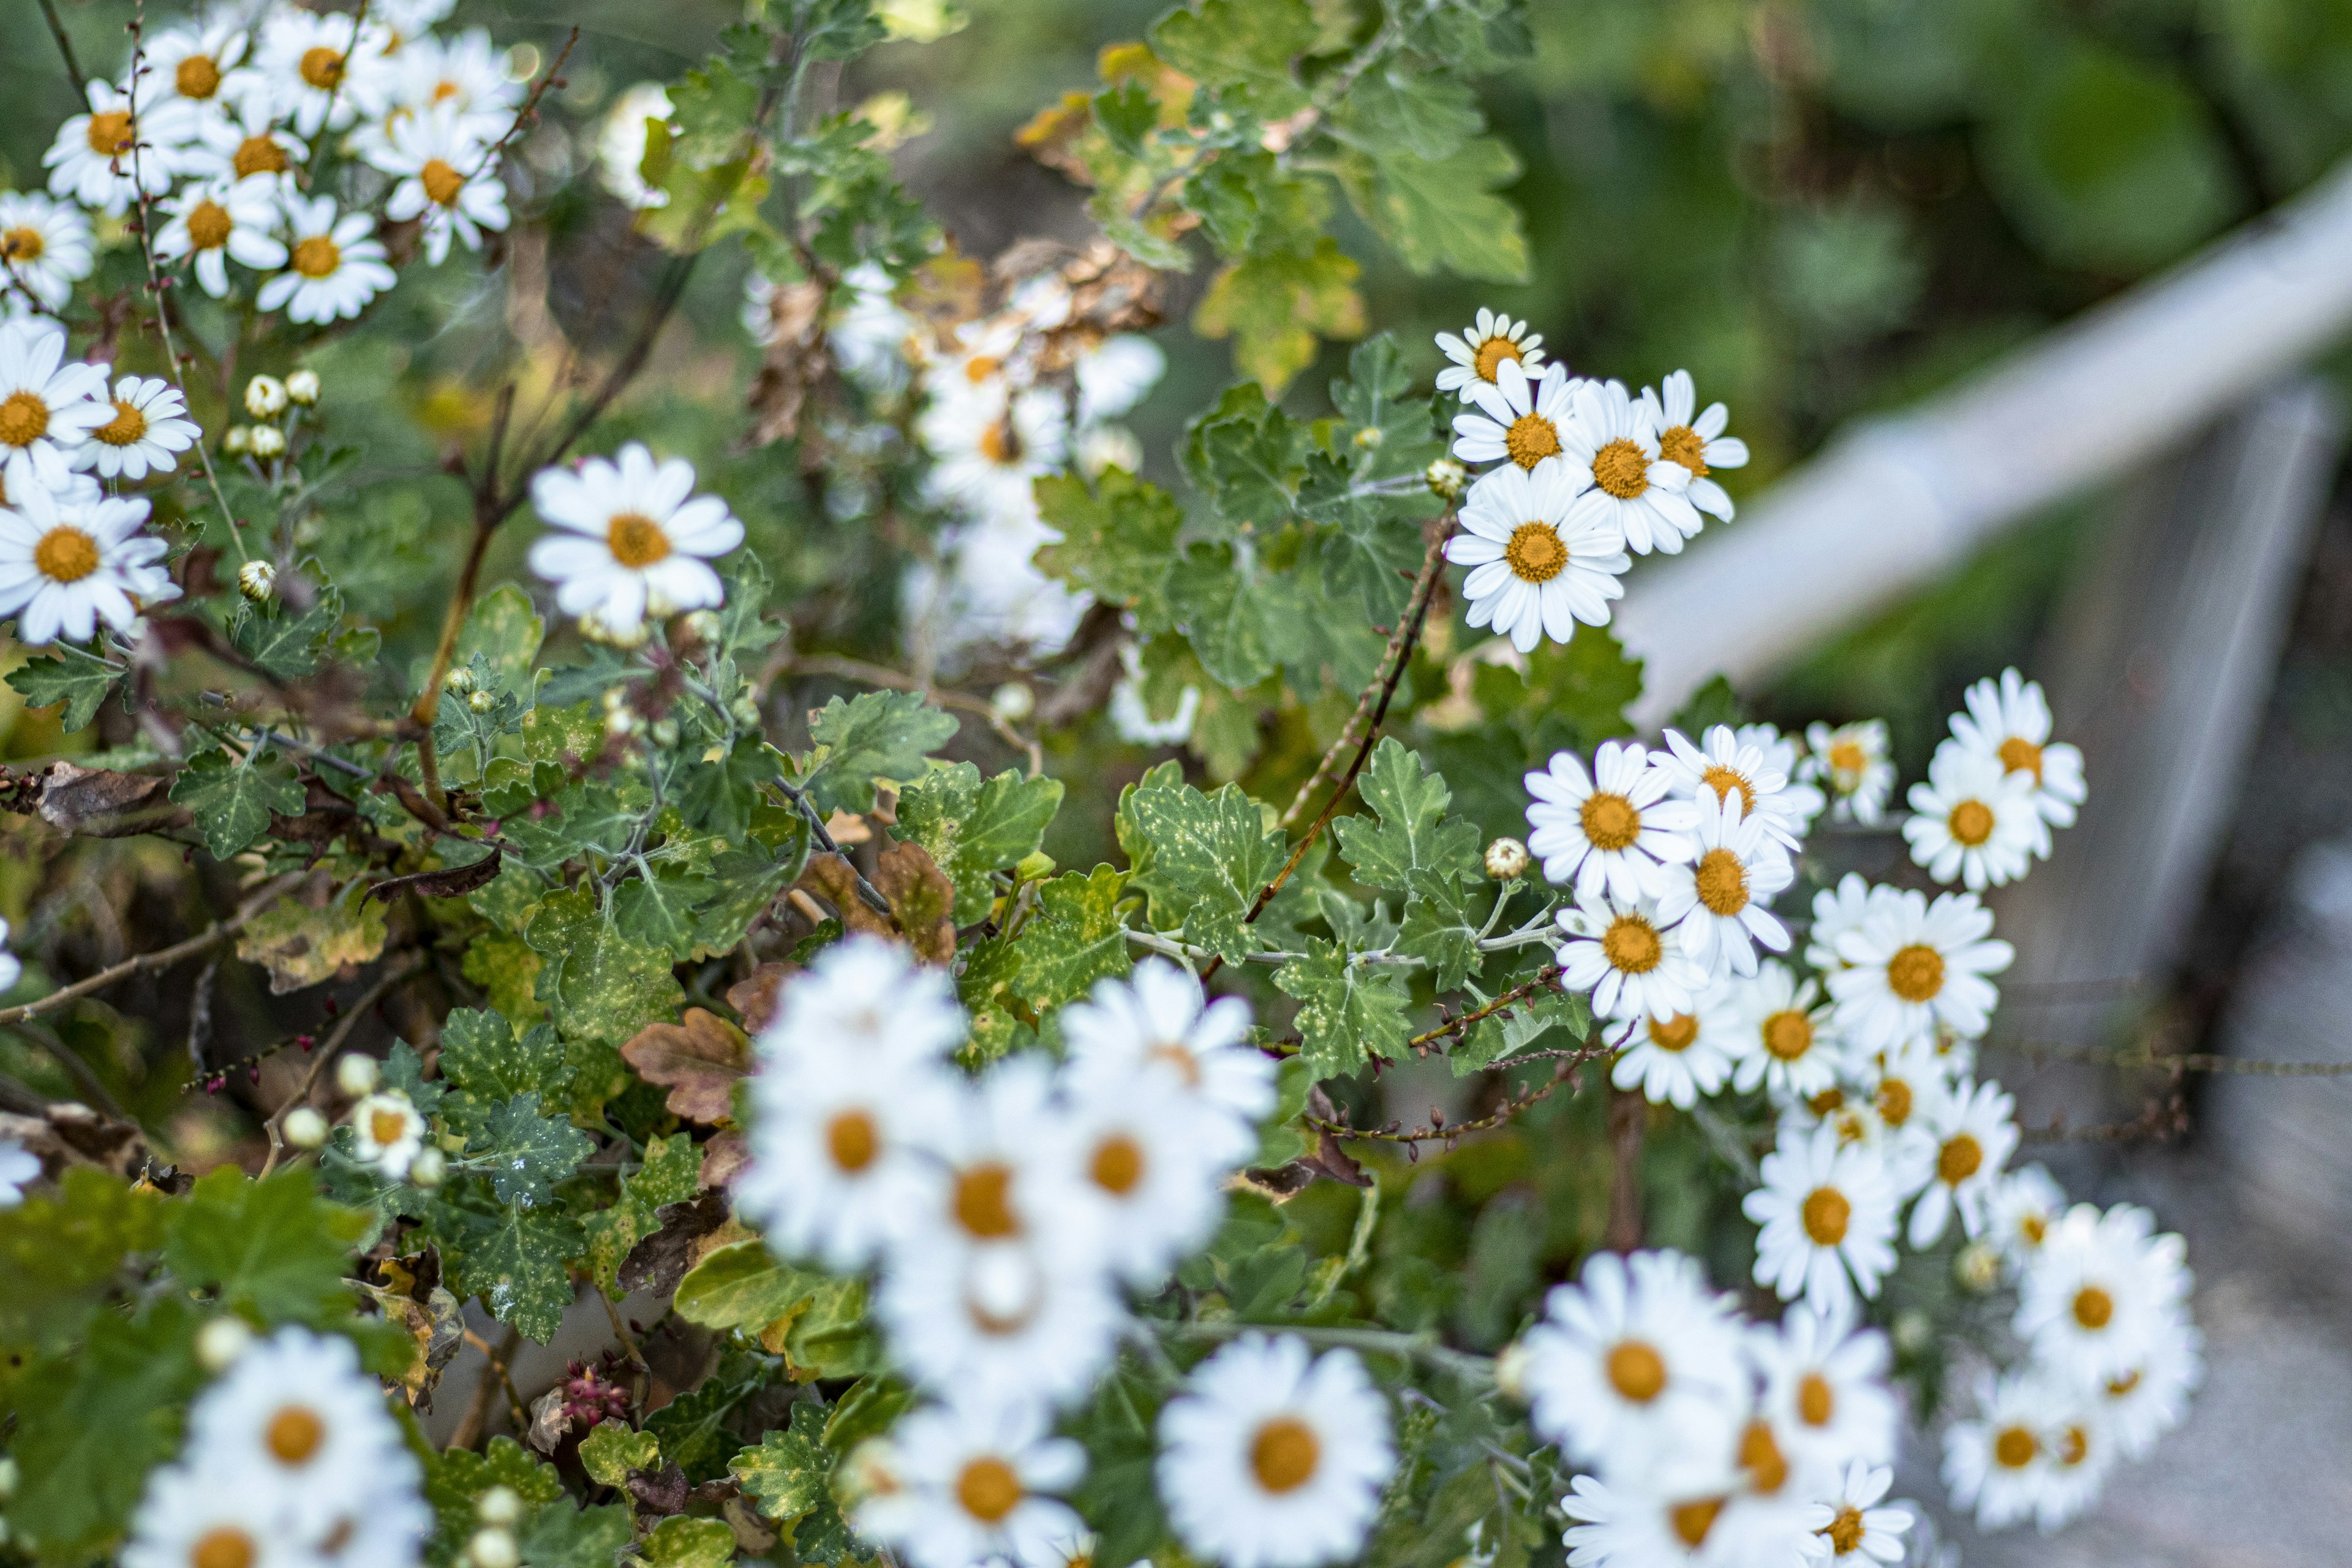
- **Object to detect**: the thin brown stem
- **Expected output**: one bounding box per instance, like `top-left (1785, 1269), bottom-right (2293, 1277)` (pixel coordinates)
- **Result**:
top-left (36, 0), bottom-right (86, 99)
top-left (258, 949), bottom-right (426, 1177)
top-left (0, 870), bottom-right (304, 1028)
top-left (450, 1325), bottom-right (526, 1451)
top-left (1406, 967), bottom-right (1561, 1054)
top-left (1986, 1037), bottom-right (2352, 1076)
top-left (1308, 1043), bottom-right (1608, 1148)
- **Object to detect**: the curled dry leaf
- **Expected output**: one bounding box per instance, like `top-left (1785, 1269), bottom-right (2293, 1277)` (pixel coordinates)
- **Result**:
top-left (874, 839), bottom-right (956, 963)
top-left (619, 1007), bottom-right (752, 1125)
top-left (725, 963), bottom-right (794, 1035)
top-left (368, 845), bottom-right (503, 904)
top-left (617, 1188), bottom-right (732, 1297)
top-left (745, 277), bottom-right (831, 448)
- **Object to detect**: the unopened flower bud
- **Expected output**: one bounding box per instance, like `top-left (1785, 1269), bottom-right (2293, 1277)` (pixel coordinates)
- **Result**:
top-left (475, 1487), bottom-right (523, 1527)
top-left (1014, 850), bottom-right (1056, 882)
top-left (1352, 423), bottom-right (1383, 448)
top-left (728, 696), bottom-right (761, 728)
top-left (223, 425), bottom-right (252, 455)
top-left (249, 424), bottom-right (287, 459)
top-left (237, 559), bottom-right (276, 602)
top-left (649, 718), bottom-right (679, 748)
top-left (285, 369), bottom-right (320, 405)
top-left (467, 688), bottom-right (497, 714)
top-left (1493, 1340), bottom-right (1534, 1404)
top-left (680, 609), bottom-right (722, 644)
top-left (1891, 1309), bottom-right (1934, 1356)
top-left (283, 1106), bottom-right (330, 1149)
top-left (445, 665), bottom-right (476, 695)
top-left (468, 1527), bottom-right (519, 1568)
top-left (195, 1314), bottom-right (255, 1372)
top-left (1484, 836), bottom-right (1529, 881)
top-left (605, 705), bottom-right (638, 737)
top-left (1426, 458), bottom-right (1468, 500)
top-left (244, 374), bottom-right (288, 417)
top-left (1954, 1240), bottom-right (2002, 1294)
top-left (336, 1053), bottom-right (380, 1097)
top-left (409, 1147), bottom-right (448, 1188)
top-left (990, 682), bottom-right (1035, 723)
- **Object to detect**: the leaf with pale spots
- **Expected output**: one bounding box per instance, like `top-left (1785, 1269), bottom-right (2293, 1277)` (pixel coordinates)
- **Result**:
top-left (1116, 763), bottom-right (1286, 963)
top-left (1334, 739), bottom-right (1483, 894)
top-left (1275, 938), bottom-right (1411, 1080)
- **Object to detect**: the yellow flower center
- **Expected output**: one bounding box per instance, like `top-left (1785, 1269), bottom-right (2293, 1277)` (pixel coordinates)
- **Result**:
top-left (1796, 1371), bottom-right (1835, 1427)
top-left (1602, 914), bottom-right (1662, 975)
top-left (954, 1457), bottom-right (1022, 1523)
top-left (1249, 1416), bottom-right (1320, 1493)
top-left (1938, 1133), bottom-right (1983, 1185)
top-left (86, 110), bottom-right (134, 158)
top-left (235, 134), bottom-right (289, 179)
top-left (1993, 1425), bottom-right (2038, 1469)
top-left (1658, 423), bottom-right (1707, 477)
top-left (1647, 1014), bottom-right (1698, 1052)
top-left (1828, 739), bottom-right (1866, 775)
top-left (2056, 1423), bottom-right (2089, 1467)
top-left (1700, 764), bottom-right (1755, 816)
top-left (186, 200), bottom-right (235, 250)
top-left (96, 400), bottom-right (149, 447)
top-left (2022, 1213), bottom-right (2046, 1246)
top-left (2073, 1286), bottom-right (2114, 1330)
top-left (292, 236), bottom-right (341, 278)
top-left (605, 512), bottom-right (671, 568)
top-left (1591, 438), bottom-right (1649, 499)
top-left (266, 1404), bottom-right (326, 1464)
top-left (1875, 1079), bottom-right (1912, 1127)
top-left (191, 1527), bottom-right (256, 1568)
top-left (1147, 1041), bottom-right (1201, 1087)
top-left (1807, 1087), bottom-right (1844, 1117)
top-left (1821, 1506), bottom-right (1866, 1556)
top-left (1948, 798), bottom-right (1994, 846)
top-left (963, 355), bottom-right (1001, 385)
top-left (368, 1107), bottom-right (410, 1147)
top-left (1886, 943), bottom-right (1945, 1003)
top-left (177, 55), bottom-right (224, 100)
top-left (1502, 412), bottom-right (1559, 469)
top-left (1580, 791), bottom-right (1640, 851)
top-left (421, 158), bottom-right (467, 208)
top-left (1762, 1009), bottom-right (1812, 1061)
top-left (1802, 1186), bottom-right (1850, 1246)
top-left (1471, 335), bottom-right (1521, 382)
top-left (1503, 519), bottom-right (1566, 582)
top-left (1606, 1340), bottom-right (1666, 1402)
top-left (1090, 1133), bottom-right (1145, 1196)
top-left (2107, 1369), bottom-right (2141, 1398)
top-left (33, 526), bottom-right (99, 584)
top-left (978, 418), bottom-right (1020, 466)
top-left (1738, 1420), bottom-right (1789, 1494)
top-left (1670, 1499), bottom-right (1725, 1549)
top-left (826, 1109), bottom-right (878, 1172)
top-left (1693, 848), bottom-right (1748, 916)
top-left (1999, 734), bottom-right (2044, 781)
top-left (301, 47), bottom-right (347, 90)
top-left (952, 1162), bottom-right (1020, 1239)
top-left (2, 226), bottom-right (45, 263)
top-left (0, 390), bottom-right (50, 448)
top-left (432, 79), bottom-right (464, 104)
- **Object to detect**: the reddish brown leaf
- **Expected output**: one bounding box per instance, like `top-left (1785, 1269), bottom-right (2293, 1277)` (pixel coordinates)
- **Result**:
top-left (875, 840), bottom-right (956, 964)
top-left (700, 1129), bottom-right (748, 1190)
top-left (725, 962), bottom-right (794, 1035)
top-left (619, 1008), bottom-right (751, 1125)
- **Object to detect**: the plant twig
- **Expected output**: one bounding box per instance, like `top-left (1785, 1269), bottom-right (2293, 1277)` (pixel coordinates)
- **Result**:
top-left (1308, 1044), bottom-right (1610, 1149)
top-left (258, 948), bottom-right (426, 1177)
top-left (774, 778), bottom-right (893, 914)
top-left (36, 0), bottom-right (86, 99)
top-left (0, 870), bottom-right (304, 1028)
top-left (450, 1325), bottom-right (526, 1451)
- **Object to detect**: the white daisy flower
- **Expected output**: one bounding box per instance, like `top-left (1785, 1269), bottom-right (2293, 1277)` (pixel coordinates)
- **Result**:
top-left (1036, 1071), bottom-right (1228, 1287)
top-left (0, 193), bottom-right (94, 313)
top-left (1941, 1370), bottom-right (2064, 1533)
top-left (1642, 369), bottom-right (1749, 523)
top-left (1826, 887), bottom-right (2013, 1052)
top-left (2015, 1202), bottom-right (2190, 1388)
top-left (1803, 873), bottom-right (1873, 974)
top-left (0, 1136), bottom-right (38, 1207)
top-left (878, 1239), bottom-right (1127, 1412)
top-left (156, 179), bottom-right (287, 298)
top-left (0, 317), bottom-right (110, 472)
top-left (1651, 725), bottom-right (1811, 851)
top-left (1654, 790), bottom-right (1794, 978)
top-left (2030, 1396), bottom-right (2116, 1533)
top-left (1156, 1335), bottom-right (1394, 1568)
top-left (348, 1090), bottom-right (426, 1179)
top-left (598, 83), bottom-right (675, 210)
top-left (1559, 377), bottom-right (1702, 555)
top-left (377, 29), bottom-right (521, 144)
top-left (44, 80), bottom-right (182, 217)
top-left (1523, 741), bottom-right (1690, 904)
top-left (762, 932), bottom-right (965, 1066)
top-left (923, 313), bottom-right (1027, 401)
top-left (1434, 307), bottom-right (1547, 399)
top-left (1743, 1123), bottom-right (1900, 1317)
top-left (528, 443), bottom-right (744, 638)
top-left (1555, 890), bottom-right (1710, 1024)
top-left (0, 484), bottom-right (173, 645)
top-left (1908, 1075), bottom-right (2018, 1248)
top-left (1512, 1248), bottom-right (1747, 1466)
top-left (921, 384), bottom-right (1069, 526)
top-left (1734, 722), bottom-right (1828, 830)
top-left (1060, 959), bottom-right (1271, 1166)
top-left (2096, 1314), bottom-right (2203, 1460)
top-left (854, 1401), bottom-right (1086, 1568)
top-left (1075, 333), bottom-right (1165, 424)
top-left (258, 194), bottom-right (396, 325)
top-left (375, 0), bottom-right (460, 50)
top-left (181, 98), bottom-right (309, 192)
top-left (1750, 1306), bottom-right (1897, 1469)
top-left (1561, 1466), bottom-right (1782, 1568)
top-left (123, 1463), bottom-right (321, 1568)
top-left (256, 9), bottom-right (385, 136)
top-left (1451, 356), bottom-right (1576, 473)
top-left (75, 376), bottom-right (200, 481)
top-left (905, 1057), bottom-right (1077, 1262)
top-left (1723, 962), bottom-right (1844, 1102)
top-left (1610, 992), bottom-right (1739, 1110)
top-left (374, 107), bottom-right (508, 265)
top-left (1950, 668), bottom-right (2087, 831)
top-left (827, 262), bottom-right (916, 391)
top-left (1800, 721), bottom-right (1896, 826)
top-left (1830, 1042), bottom-right (1943, 1197)
top-left (1987, 1161), bottom-right (2067, 1273)
top-left (140, 19), bottom-right (259, 122)
top-left (0, 442), bottom-right (100, 510)
top-left (184, 1326), bottom-right (417, 1534)
top-left (1448, 458), bottom-right (1629, 652)
top-left (1797, 1461), bottom-right (1912, 1566)
top-left (1902, 742), bottom-right (2043, 890)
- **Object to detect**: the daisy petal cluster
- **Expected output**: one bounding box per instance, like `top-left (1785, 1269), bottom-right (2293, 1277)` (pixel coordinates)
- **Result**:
top-left (528, 443), bottom-right (745, 644)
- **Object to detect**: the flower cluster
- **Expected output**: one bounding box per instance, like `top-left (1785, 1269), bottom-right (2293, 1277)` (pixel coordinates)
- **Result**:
top-left (123, 1326), bottom-right (431, 1568)
top-left (738, 940), bottom-right (1396, 1568)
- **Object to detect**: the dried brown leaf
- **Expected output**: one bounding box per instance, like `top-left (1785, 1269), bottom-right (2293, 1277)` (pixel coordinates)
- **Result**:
top-left (620, 1008), bottom-right (752, 1124)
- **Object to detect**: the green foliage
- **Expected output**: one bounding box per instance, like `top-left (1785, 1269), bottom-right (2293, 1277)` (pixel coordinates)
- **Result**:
top-left (897, 763), bottom-right (1066, 924)
top-left (802, 691), bottom-right (960, 815)
top-left (168, 747), bottom-right (307, 861)
top-left (6, 655), bottom-right (116, 733)
top-left (581, 1134), bottom-right (701, 1295)
top-left (1117, 763), bottom-right (1287, 963)
top-left (162, 1167), bottom-right (366, 1327)
top-left (1275, 940), bottom-right (1412, 1079)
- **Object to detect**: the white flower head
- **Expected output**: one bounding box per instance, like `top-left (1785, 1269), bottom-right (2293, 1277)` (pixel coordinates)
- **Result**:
top-left (598, 83), bottom-right (675, 209)
top-left (763, 933), bottom-right (965, 1066)
top-left (1037, 1068), bottom-right (1229, 1287)
top-left (1950, 668), bottom-right (2086, 831)
top-left (258, 194), bottom-right (396, 325)
top-left (1448, 459), bottom-right (1629, 652)
top-left (183, 97), bottom-right (309, 192)
top-left (1734, 722), bottom-right (1826, 829)
top-left (1561, 1466), bottom-right (1785, 1568)
top-left (138, 18), bottom-right (260, 121)
top-left (921, 384), bottom-right (1069, 526)
top-left (1450, 357), bottom-right (1577, 473)
top-left (1555, 889), bottom-right (1710, 1024)
top-left (1825, 886), bottom-right (2013, 1052)
top-left (1751, 1305), bottom-right (1898, 1471)
top-left (0, 484), bottom-right (175, 646)
top-left (1743, 1123), bottom-right (1901, 1317)
top-left (0, 317), bottom-right (111, 471)
top-left (1902, 741), bottom-right (2043, 890)
top-left (182, 1326), bottom-right (421, 1536)
top-left (1986, 1161), bottom-right (2067, 1273)
top-left (0, 193), bottom-right (94, 313)
top-left (2029, 1391), bottom-right (2117, 1534)
top-left (75, 376), bottom-right (201, 481)
top-left (1800, 721), bottom-right (1896, 826)
top-left (2015, 1201), bottom-right (2191, 1389)
top-left (1724, 962), bottom-right (1844, 1102)
top-left (348, 1090), bottom-right (426, 1179)
top-left (878, 1238), bottom-right (1127, 1413)
top-left (124, 1463), bottom-right (330, 1568)
top-left (1156, 1335), bottom-right (1394, 1568)
top-left (1524, 741), bottom-right (1690, 903)
top-left (529, 443), bottom-right (744, 638)
top-left (1651, 724), bottom-right (1812, 853)
top-left (0, 1136), bottom-right (37, 1207)
top-left (377, 29), bottom-right (522, 144)
top-left (1796, 1461), bottom-right (1912, 1565)
top-left (1610, 989), bottom-right (1740, 1110)
top-left (156, 178), bottom-right (288, 298)
top-left (1075, 333), bottom-right (1165, 424)
top-left (1654, 788), bottom-right (1794, 978)
top-left (1434, 307), bottom-right (1547, 399)
top-left (375, 106), bottom-right (510, 265)
top-left (1060, 959), bottom-right (1270, 1165)
top-left (44, 80), bottom-right (184, 216)
top-left (1941, 1370), bottom-right (2065, 1533)
top-left (853, 1400), bottom-right (1086, 1568)
top-left (1804, 873), bottom-right (1873, 974)
top-left (1908, 1074), bottom-right (2018, 1248)
top-left (1560, 377), bottom-right (1702, 554)
top-left (1642, 369), bottom-right (1750, 523)
top-left (826, 262), bottom-right (917, 391)
top-left (2097, 1313), bottom-right (2203, 1460)
top-left (256, 8), bottom-right (388, 136)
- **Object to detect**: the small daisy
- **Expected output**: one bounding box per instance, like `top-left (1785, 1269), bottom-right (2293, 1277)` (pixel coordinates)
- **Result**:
top-left (1512, 1248), bottom-right (1748, 1466)
top-left (1908, 1076), bottom-right (2018, 1248)
top-left (1559, 378), bottom-right (1702, 555)
top-left (184, 1327), bottom-right (417, 1532)
top-left (1434, 307), bottom-right (1548, 399)
top-left (124, 1464), bottom-right (319, 1568)
top-left (761, 932), bottom-right (965, 1066)
top-left (1654, 790), bottom-right (1794, 978)
top-left (1652, 725), bottom-right (1811, 851)
top-left (598, 83), bottom-right (674, 210)
top-left (1524, 741), bottom-right (1690, 903)
top-left (1804, 873), bottom-right (1874, 974)
top-left (922, 385), bottom-right (1069, 526)
top-left (1744, 1123), bottom-right (1900, 1317)
top-left (75, 376), bottom-right (200, 481)
top-left (1751, 1306), bottom-right (1898, 1469)
top-left (1827, 887), bottom-right (2013, 1052)
top-left (0, 485), bottom-right (173, 646)
top-left (1902, 742), bottom-right (2043, 890)
top-left (1724, 962), bottom-right (1844, 1102)
top-left (347, 1090), bottom-right (426, 1179)
top-left (1988, 1162), bottom-right (2068, 1273)
top-left (1156, 1335), bottom-right (1394, 1568)
top-left (1555, 889), bottom-right (1710, 1024)
top-left (138, 19), bottom-right (258, 121)
top-left (1950, 668), bottom-right (2087, 832)
top-left (1060, 959), bottom-right (1271, 1166)
top-left (258, 194), bottom-right (396, 325)
top-left (156, 179), bottom-right (287, 298)
top-left (1642, 369), bottom-right (1749, 524)
top-left (1941, 1371), bottom-right (2063, 1533)
top-left (0, 317), bottom-right (111, 473)
top-left (0, 1137), bottom-right (38, 1207)
top-left (0, 442), bottom-right (100, 510)
top-left (827, 262), bottom-right (917, 391)
top-left (2030, 1397), bottom-right (2116, 1532)
top-left (256, 8), bottom-right (385, 137)
top-left (1736, 722), bottom-right (1828, 829)
top-left (373, 107), bottom-right (509, 265)
top-left (183, 98), bottom-right (309, 192)
top-left (1038, 1072), bottom-right (1227, 1287)
top-left (0, 193), bottom-right (93, 313)
top-left (1561, 1466), bottom-right (1780, 1568)
top-left (1797, 1461), bottom-right (1912, 1566)
top-left (1840, 1042), bottom-right (1943, 1196)
top-left (1611, 993), bottom-right (1739, 1110)
top-left (378, 28), bottom-right (522, 144)
top-left (878, 1240), bottom-right (1128, 1412)
top-left (528, 443), bottom-right (744, 638)
top-left (2097, 1314), bottom-right (2203, 1460)
top-left (1800, 721), bottom-right (1896, 826)
top-left (856, 1401), bottom-right (1087, 1568)
top-left (2015, 1202), bottom-right (2190, 1387)
top-left (1447, 458), bottom-right (1629, 652)
top-left (45, 80), bottom-right (181, 217)
top-left (1074, 333), bottom-right (1165, 424)
top-left (1451, 357), bottom-right (1577, 473)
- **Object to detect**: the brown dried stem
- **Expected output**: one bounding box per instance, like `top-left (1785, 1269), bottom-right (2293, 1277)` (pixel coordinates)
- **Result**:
top-left (0, 870), bottom-right (304, 1029)
top-left (258, 948), bottom-right (426, 1177)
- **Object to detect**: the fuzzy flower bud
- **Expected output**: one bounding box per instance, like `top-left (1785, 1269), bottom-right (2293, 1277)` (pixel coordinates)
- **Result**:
top-left (444, 665), bottom-right (476, 695)
top-left (195, 1315), bottom-right (255, 1372)
top-left (335, 1053), bottom-right (380, 1098)
top-left (285, 369), bottom-right (321, 405)
top-left (223, 425), bottom-right (253, 455)
top-left (1492, 1340), bottom-right (1534, 1404)
top-left (649, 718), bottom-right (679, 748)
top-left (409, 1147), bottom-right (448, 1188)
top-left (249, 424), bottom-right (287, 459)
top-left (467, 688), bottom-right (497, 714)
top-left (244, 375), bottom-right (288, 418)
top-left (476, 1487), bottom-right (523, 1527)
top-left (1484, 836), bottom-right (1529, 881)
top-left (680, 609), bottom-right (722, 644)
top-left (237, 559), bottom-right (276, 603)
top-left (1426, 457), bottom-right (1468, 500)
top-left (1954, 1240), bottom-right (2003, 1294)
top-left (990, 682), bottom-right (1035, 723)
top-left (729, 695), bottom-right (761, 728)
top-left (283, 1106), bottom-right (330, 1149)
top-left (469, 1528), bottom-right (519, 1568)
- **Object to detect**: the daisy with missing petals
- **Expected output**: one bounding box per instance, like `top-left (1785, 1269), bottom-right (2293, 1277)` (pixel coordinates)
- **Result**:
top-left (1555, 890), bottom-right (1709, 1024)
top-left (1642, 369), bottom-right (1750, 523)
top-left (1611, 991), bottom-right (1739, 1110)
top-left (1452, 358), bottom-right (1577, 473)
top-left (0, 193), bottom-right (93, 314)
top-left (1060, 959), bottom-right (1271, 1165)
top-left (75, 376), bottom-right (200, 481)
top-left (1804, 873), bottom-right (1872, 974)
top-left (1744, 1123), bottom-right (1899, 1317)
top-left (347, 1090), bottom-right (426, 1179)
top-left (1950, 668), bottom-right (2087, 832)
top-left (258, 195), bottom-right (396, 324)
top-left (2015, 1202), bottom-right (2190, 1387)
top-left (1800, 721), bottom-right (1896, 826)
top-left (2097, 1316), bottom-right (2203, 1460)
top-left (529, 443), bottom-right (744, 638)
top-left (1511, 1248), bottom-right (1746, 1466)
top-left (1559, 379), bottom-right (1702, 554)
top-left (1826, 888), bottom-right (2013, 1051)
top-left (1797, 1462), bottom-right (1912, 1566)
top-left (185, 1327), bottom-right (415, 1531)
top-left (374, 108), bottom-right (510, 265)
top-left (855, 1401), bottom-right (1086, 1568)
top-left (1434, 307), bottom-right (1548, 399)
top-left (155, 179), bottom-right (287, 298)
top-left (0, 487), bottom-right (174, 646)
top-left (1724, 962), bottom-right (1844, 1102)
top-left (0, 318), bottom-right (110, 475)
top-left (1156, 1335), bottom-right (1394, 1568)
top-left (1524, 741), bottom-right (1689, 903)
top-left (1908, 1076), bottom-right (2018, 1248)
top-left (1447, 458), bottom-right (1629, 652)
top-left (45, 80), bottom-right (181, 216)
top-left (1902, 744), bottom-right (2042, 890)
top-left (1654, 791), bottom-right (1793, 977)
top-left (1941, 1371), bottom-right (2061, 1533)
top-left (1751, 1307), bottom-right (1897, 1469)
top-left (1653, 725), bottom-right (1811, 851)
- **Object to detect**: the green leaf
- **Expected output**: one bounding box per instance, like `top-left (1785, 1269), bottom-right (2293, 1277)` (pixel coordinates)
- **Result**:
top-left (438, 1009), bottom-right (570, 1106)
top-left (0, 1168), bottom-right (164, 1352)
top-left (526, 888), bottom-right (685, 1050)
top-left (647, 1370), bottom-right (753, 1483)
top-left (474, 1093), bottom-right (594, 1207)
top-left (454, 584), bottom-right (545, 692)
top-left (641, 1518), bottom-right (736, 1568)
top-left (426, 1195), bottom-right (584, 1343)
top-left (802, 690), bottom-right (959, 815)
top-left (1093, 80), bottom-right (1157, 159)
top-left (168, 747), bottom-right (307, 861)
top-left (1396, 871), bottom-right (1483, 993)
top-left (1166, 543), bottom-right (1280, 692)
top-left (823, 1375), bottom-right (913, 1452)
top-left (1180, 382), bottom-right (1306, 530)
top-left (578, 1421), bottom-right (662, 1488)
top-left (518, 1501), bottom-right (635, 1568)
top-left (1342, 135), bottom-right (1529, 283)
top-left (1034, 470), bottom-right (1185, 631)
top-left (1065, 1363), bottom-right (1170, 1568)
top-left (612, 866), bottom-right (718, 962)
top-left (897, 763), bottom-right (1066, 925)
top-left (1332, 66), bottom-right (1483, 161)
top-left (1192, 239), bottom-right (1364, 394)
top-left (231, 588), bottom-right (343, 680)
top-left (690, 833), bottom-right (810, 956)
top-left (581, 1133), bottom-right (702, 1296)
top-left (1274, 939), bottom-right (1411, 1080)
top-left (6, 655), bottom-right (116, 733)
top-left (1150, 0), bottom-right (1315, 115)
top-left (1115, 763), bottom-right (1286, 963)
top-left (1458, 984), bottom-right (1590, 1076)
top-left (976, 864), bottom-right (1133, 1012)
top-left (162, 1166), bottom-right (366, 1327)
top-left (1331, 738), bottom-right (1483, 894)
top-left (427, 1438), bottom-right (565, 1549)
top-left (673, 1239), bottom-right (821, 1331)
top-left (730, 1402), bottom-right (832, 1523)
top-left (676, 735), bottom-right (785, 841)
top-left (1667, 673), bottom-right (1745, 737)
